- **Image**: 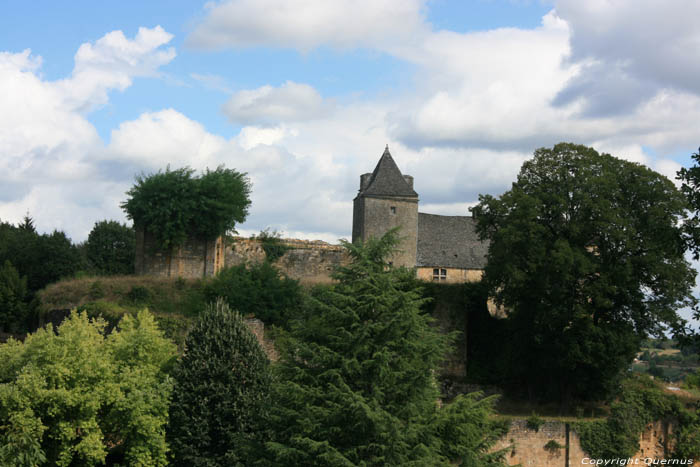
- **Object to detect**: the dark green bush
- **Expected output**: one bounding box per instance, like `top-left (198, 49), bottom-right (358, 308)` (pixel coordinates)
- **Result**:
top-left (203, 262), bottom-right (302, 327)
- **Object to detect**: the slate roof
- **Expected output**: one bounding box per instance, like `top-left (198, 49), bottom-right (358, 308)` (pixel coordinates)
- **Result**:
top-left (416, 213), bottom-right (488, 269)
top-left (361, 146), bottom-right (418, 198)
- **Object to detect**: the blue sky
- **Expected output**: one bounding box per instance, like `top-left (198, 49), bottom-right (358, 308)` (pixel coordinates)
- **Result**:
top-left (1, 0), bottom-right (699, 238)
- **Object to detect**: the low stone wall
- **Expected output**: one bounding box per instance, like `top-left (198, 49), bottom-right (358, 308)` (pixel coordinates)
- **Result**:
top-left (492, 419), bottom-right (684, 466)
top-left (135, 229), bottom-right (224, 278)
top-left (225, 237), bottom-right (350, 284)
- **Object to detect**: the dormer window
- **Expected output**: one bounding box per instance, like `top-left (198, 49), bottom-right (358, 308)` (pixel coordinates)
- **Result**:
top-left (390, 206), bottom-right (396, 214)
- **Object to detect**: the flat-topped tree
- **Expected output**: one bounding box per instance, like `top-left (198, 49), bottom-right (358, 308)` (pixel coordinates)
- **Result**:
top-left (121, 166), bottom-right (251, 250)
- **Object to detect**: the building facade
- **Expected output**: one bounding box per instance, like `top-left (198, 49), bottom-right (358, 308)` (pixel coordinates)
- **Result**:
top-left (352, 146), bottom-right (488, 283)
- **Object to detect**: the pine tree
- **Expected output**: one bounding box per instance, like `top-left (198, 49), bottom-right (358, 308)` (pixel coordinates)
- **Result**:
top-left (264, 231), bottom-right (506, 466)
top-left (167, 299), bottom-right (272, 466)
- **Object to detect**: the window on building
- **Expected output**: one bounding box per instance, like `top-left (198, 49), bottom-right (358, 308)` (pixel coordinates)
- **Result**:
top-left (432, 268), bottom-right (447, 281)
top-left (390, 206), bottom-right (396, 214)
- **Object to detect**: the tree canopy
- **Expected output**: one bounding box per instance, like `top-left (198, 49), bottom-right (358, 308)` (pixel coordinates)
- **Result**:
top-left (121, 166), bottom-right (251, 250)
top-left (472, 143), bottom-right (696, 402)
top-left (264, 231), bottom-right (507, 466)
top-left (85, 220), bottom-right (135, 275)
top-left (0, 309), bottom-right (176, 466)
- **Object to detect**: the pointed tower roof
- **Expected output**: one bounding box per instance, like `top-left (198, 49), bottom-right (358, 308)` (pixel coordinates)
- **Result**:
top-left (362, 146), bottom-right (418, 197)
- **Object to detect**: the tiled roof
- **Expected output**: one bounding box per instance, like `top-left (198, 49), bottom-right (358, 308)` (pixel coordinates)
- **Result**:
top-left (416, 213), bottom-right (488, 269)
top-left (361, 146), bottom-right (418, 198)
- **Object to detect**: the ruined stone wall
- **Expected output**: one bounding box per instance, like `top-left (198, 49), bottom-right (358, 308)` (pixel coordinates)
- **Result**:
top-left (225, 237), bottom-right (350, 284)
top-left (492, 419), bottom-right (684, 467)
top-left (135, 228), bottom-right (224, 278)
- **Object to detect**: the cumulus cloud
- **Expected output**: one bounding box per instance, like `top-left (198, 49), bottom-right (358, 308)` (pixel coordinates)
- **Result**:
top-left (553, 0), bottom-right (700, 116)
top-left (223, 81), bottom-right (333, 126)
top-left (186, 0), bottom-right (429, 51)
top-left (0, 27), bottom-right (175, 239)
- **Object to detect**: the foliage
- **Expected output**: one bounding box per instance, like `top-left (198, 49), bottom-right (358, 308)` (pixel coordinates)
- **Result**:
top-left (526, 413), bottom-right (545, 432)
top-left (574, 375), bottom-right (690, 459)
top-left (167, 299), bottom-right (272, 466)
top-left (0, 309), bottom-right (176, 466)
top-left (86, 220), bottom-right (135, 275)
top-left (257, 228), bottom-right (291, 263)
top-left (0, 218), bottom-right (82, 294)
top-left (0, 261), bottom-right (29, 333)
top-left (263, 231), bottom-right (506, 466)
top-left (203, 261), bottom-right (303, 327)
top-left (121, 166), bottom-right (251, 250)
top-left (543, 440), bottom-right (563, 453)
top-left (472, 143), bottom-right (695, 403)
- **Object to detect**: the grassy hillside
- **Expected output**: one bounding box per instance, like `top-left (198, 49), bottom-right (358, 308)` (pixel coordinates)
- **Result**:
top-left (37, 275), bottom-right (206, 347)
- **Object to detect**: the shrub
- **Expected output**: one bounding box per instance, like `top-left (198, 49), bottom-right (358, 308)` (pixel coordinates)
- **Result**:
top-left (0, 260), bottom-right (29, 333)
top-left (203, 262), bottom-right (302, 326)
top-left (167, 299), bottom-right (272, 466)
top-left (257, 229), bottom-right (290, 263)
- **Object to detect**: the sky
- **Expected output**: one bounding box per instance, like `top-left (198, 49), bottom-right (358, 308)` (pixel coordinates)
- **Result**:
top-left (3, 0), bottom-right (700, 244)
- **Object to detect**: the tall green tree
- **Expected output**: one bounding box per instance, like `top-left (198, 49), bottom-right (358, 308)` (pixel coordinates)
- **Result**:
top-left (86, 220), bottom-right (135, 275)
top-left (167, 299), bottom-right (272, 466)
top-left (264, 231), bottom-right (507, 466)
top-left (472, 143), bottom-right (696, 403)
top-left (0, 261), bottom-right (29, 333)
top-left (0, 309), bottom-right (176, 466)
top-left (121, 166), bottom-right (251, 250)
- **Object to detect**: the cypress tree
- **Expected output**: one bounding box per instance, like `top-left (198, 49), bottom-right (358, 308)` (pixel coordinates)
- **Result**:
top-left (167, 299), bottom-right (271, 466)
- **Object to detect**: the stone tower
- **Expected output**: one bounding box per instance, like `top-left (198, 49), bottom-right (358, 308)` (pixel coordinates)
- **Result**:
top-left (352, 146), bottom-right (419, 268)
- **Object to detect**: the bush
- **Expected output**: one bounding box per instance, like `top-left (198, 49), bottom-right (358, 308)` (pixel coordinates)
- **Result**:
top-left (167, 299), bottom-right (272, 466)
top-left (257, 229), bottom-right (290, 262)
top-left (203, 262), bottom-right (302, 327)
top-left (526, 413), bottom-right (545, 432)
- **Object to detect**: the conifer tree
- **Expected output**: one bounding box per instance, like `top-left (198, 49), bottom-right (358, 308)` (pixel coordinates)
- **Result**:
top-left (167, 299), bottom-right (272, 466)
top-left (264, 231), bottom-right (506, 466)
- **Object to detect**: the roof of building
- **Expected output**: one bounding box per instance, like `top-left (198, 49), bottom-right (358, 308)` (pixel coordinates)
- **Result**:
top-left (361, 146), bottom-right (418, 198)
top-left (416, 213), bottom-right (488, 269)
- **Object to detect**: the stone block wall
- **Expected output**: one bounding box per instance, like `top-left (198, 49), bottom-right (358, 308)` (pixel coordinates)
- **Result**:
top-left (492, 419), bottom-right (682, 466)
top-left (225, 237), bottom-right (350, 284)
top-left (135, 228), bottom-right (224, 278)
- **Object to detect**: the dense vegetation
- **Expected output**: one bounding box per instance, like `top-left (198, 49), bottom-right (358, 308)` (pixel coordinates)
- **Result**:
top-left (85, 220), bottom-right (135, 275)
top-left (472, 143), bottom-right (695, 404)
top-left (264, 232), bottom-right (508, 466)
top-left (0, 310), bottom-right (176, 466)
top-left (168, 299), bottom-right (272, 466)
top-left (121, 166), bottom-right (251, 250)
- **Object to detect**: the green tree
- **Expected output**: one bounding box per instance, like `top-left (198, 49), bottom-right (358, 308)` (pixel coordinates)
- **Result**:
top-left (203, 261), bottom-right (303, 327)
top-left (86, 220), bottom-right (135, 275)
top-left (0, 261), bottom-right (29, 333)
top-left (0, 309), bottom-right (176, 466)
top-left (121, 166), bottom-right (251, 250)
top-left (472, 143), bottom-right (695, 403)
top-left (167, 299), bottom-right (272, 466)
top-left (263, 231), bottom-right (506, 466)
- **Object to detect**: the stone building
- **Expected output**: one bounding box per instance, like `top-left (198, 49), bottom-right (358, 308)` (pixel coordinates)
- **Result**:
top-left (136, 145), bottom-right (488, 284)
top-left (353, 146), bottom-right (488, 283)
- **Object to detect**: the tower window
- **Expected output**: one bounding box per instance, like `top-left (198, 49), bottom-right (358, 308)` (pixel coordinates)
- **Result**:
top-left (390, 206), bottom-right (396, 214)
top-left (432, 268), bottom-right (447, 281)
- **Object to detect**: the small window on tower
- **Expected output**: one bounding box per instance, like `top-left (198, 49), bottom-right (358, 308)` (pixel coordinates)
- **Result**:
top-left (390, 206), bottom-right (396, 214)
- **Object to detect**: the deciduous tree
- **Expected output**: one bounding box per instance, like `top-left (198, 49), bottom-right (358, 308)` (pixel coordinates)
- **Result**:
top-left (472, 143), bottom-right (695, 403)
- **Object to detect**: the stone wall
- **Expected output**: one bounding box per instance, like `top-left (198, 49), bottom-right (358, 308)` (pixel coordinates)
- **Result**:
top-left (416, 267), bottom-right (483, 283)
top-left (135, 228), bottom-right (224, 278)
top-left (492, 419), bottom-right (684, 466)
top-left (225, 237), bottom-right (350, 284)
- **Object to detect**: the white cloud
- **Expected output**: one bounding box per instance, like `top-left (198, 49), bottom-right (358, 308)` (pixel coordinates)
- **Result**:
top-left (553, 0), bottom-right (700, 115)
top-left (187, 0), bottom-right (429, 51)
top-left (223, 81), bottom-right (333, 126)
top-left (0, 27), bottom-right (175, 239)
